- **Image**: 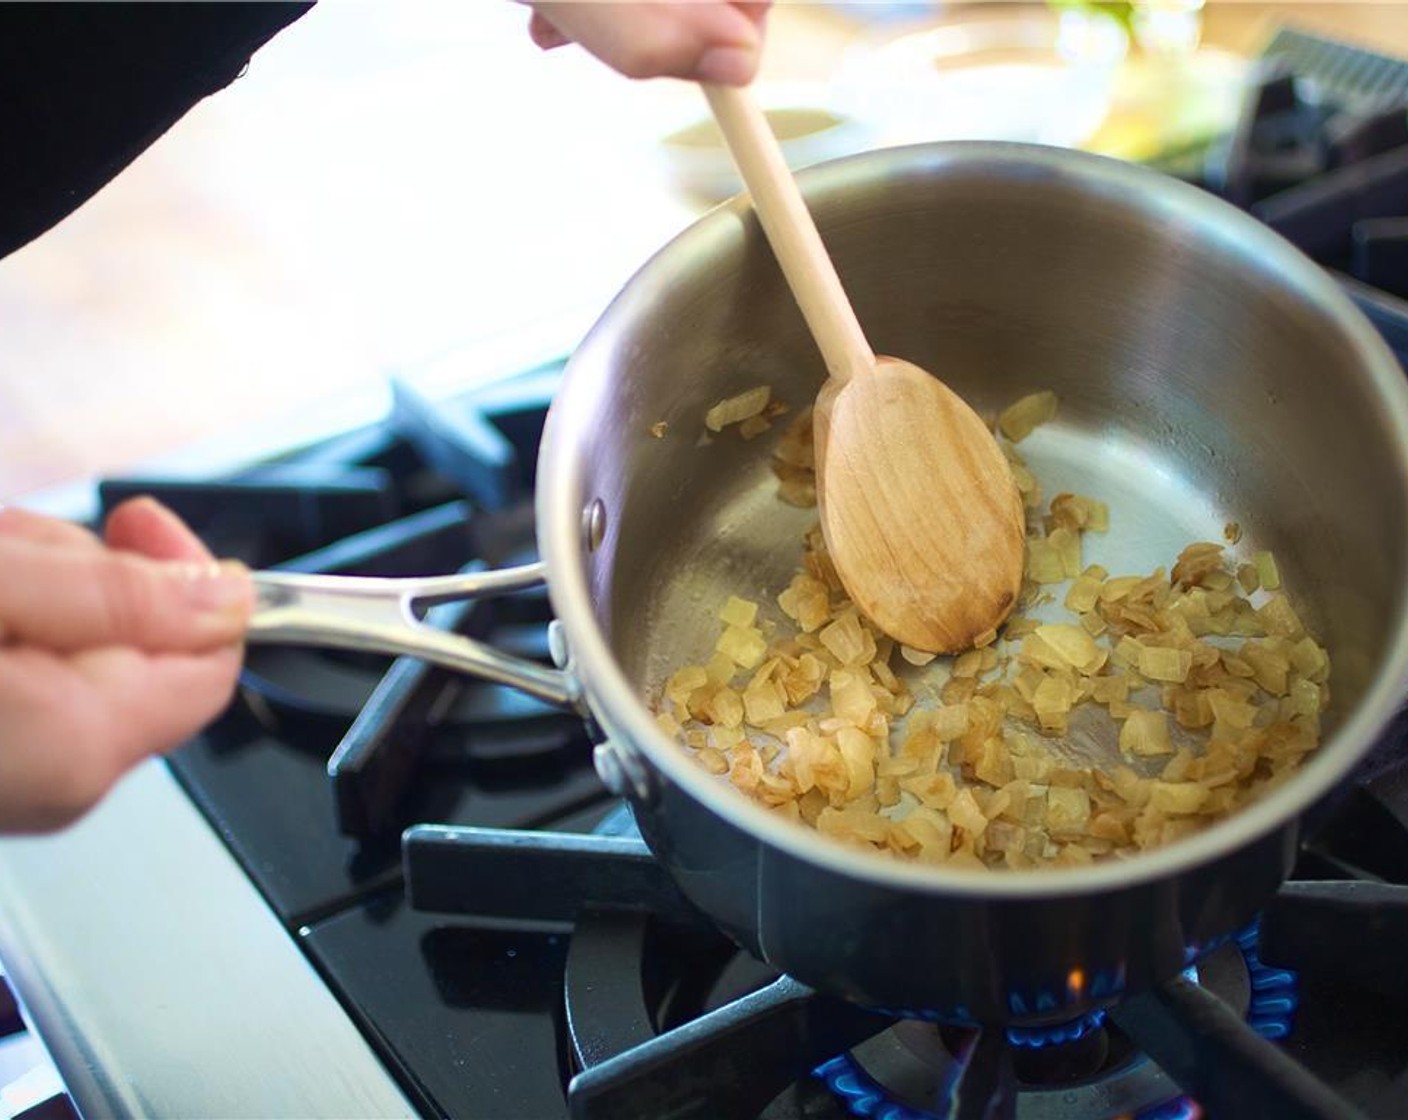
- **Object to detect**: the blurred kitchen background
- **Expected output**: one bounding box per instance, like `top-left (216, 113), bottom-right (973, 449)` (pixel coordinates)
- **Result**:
top-left (4, 1), bottom-right (1407, 506)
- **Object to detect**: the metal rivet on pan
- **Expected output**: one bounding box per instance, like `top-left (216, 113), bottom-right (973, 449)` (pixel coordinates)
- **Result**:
top-left (547, 620), bottom-right (570, 669)
top-left (592, 741), bottom-right (654, 803)
top-left (583, 499), bottom-right (607, 552)
top-left (592, 743), bottom-right (628, 797)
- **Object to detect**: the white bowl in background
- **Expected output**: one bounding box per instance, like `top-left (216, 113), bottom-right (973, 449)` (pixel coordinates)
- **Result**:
top-left (657, 83), bottom-right (875, 204)
top-left (834, 7), bottom-right (1130, 150)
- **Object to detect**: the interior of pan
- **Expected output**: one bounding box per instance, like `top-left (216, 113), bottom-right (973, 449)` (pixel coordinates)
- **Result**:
top-left (549, 141), bottom-right (1408, 876)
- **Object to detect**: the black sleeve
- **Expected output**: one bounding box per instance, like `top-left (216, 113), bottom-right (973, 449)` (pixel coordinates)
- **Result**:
top-left (0, 1), bottom-right (313, 260)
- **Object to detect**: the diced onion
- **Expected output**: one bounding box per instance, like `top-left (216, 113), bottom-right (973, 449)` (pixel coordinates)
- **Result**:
top-left (660, 388), bottom-right (1330, 873)
top-left (1119, 710), bottom-right (1172, 757)
top-left (998, 390), bottom-right (1059, 442)
top-left (705, 386), bottom-right (771, 432)
top-left (719, 596), bottom-right (759, 628)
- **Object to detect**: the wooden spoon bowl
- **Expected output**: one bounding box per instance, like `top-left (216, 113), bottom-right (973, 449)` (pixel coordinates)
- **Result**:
top-left (814, 356), bottom-right (1025, 652)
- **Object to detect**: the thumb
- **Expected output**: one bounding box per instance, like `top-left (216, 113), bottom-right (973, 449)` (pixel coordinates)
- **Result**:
top-left (0, 537), bottom-right (253, 654)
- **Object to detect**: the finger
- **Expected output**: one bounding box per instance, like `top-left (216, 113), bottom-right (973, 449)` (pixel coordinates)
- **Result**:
top-left (528, 10), bottom-right (569, 50)
top-left (0, 646), bottom-right (109, 832)
top-left (0, 643), bottom-right (243, 832)
top-left (734, 2), bottom-right (773, 30)
top-left (70, 643), bottom-right (245, 767)
top-left (104, 496), bottom-right (213, 562)
top-left (0, 536), bottom-right (252, 654)
top-left (528, 2), bottom-right (764, 85)
top-left (0, 506), bottom-right (101, 551)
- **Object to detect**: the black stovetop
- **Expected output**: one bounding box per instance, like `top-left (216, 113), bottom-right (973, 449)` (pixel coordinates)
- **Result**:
top-left (86, 27), bottom-right (1408, 1120)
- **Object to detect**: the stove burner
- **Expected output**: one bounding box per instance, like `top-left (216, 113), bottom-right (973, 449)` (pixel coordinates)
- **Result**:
top-left (816, 926), bottom-right (1297, 1120)
top-left (1237, 922), bottom-right (1299, 1041)
top-left (1004, 1008), bottom-right (1106, 1049)
top-left (816, 929), bottom-right (1278, 1120)
top-left (401, 821), bottom-right (1357, 1119)
top-left (1140, 1101), bottom-right (1199, 1120)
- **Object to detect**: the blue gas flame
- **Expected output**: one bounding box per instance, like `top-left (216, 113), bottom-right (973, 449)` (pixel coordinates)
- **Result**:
top-left (1006, 1007), bottom-right (1107, 1049)
top-left (815, 918), bottom-right (1297, 1120)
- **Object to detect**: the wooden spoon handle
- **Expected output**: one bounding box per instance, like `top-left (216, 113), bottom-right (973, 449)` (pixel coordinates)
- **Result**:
top-left (704, 83), bottom-right (874, 385)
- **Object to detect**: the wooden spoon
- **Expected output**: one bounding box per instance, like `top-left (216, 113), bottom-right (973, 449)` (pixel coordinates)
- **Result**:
top-left (703, 84), bottom-right (1025, 653)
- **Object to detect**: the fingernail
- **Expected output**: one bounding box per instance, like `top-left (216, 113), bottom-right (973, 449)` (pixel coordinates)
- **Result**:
top-left (696, 46), bottom-right (758, 86)
top-left (177, 559), bottom-right (253, 616)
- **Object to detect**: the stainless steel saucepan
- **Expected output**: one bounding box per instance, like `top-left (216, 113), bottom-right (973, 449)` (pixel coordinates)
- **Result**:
top-left (248, 142), bottom-right (1408, 1025)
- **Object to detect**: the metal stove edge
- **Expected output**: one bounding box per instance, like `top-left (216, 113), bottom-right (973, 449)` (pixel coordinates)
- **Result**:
top-left (0, 759), bottom-right (415, 1119)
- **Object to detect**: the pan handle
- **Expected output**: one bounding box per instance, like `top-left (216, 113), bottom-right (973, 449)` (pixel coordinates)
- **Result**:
top-left (247, 564), bottom-right (586, 712)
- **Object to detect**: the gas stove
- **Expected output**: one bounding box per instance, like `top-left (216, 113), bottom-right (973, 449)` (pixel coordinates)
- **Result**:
top-left (5, 25), bottom-right (1408, 1120)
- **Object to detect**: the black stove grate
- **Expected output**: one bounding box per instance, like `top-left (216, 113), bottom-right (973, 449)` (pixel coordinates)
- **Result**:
top-left (400, 813), bottom-right (1405, 1120)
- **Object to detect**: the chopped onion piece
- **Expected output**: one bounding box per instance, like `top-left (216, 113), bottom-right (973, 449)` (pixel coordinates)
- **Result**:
top-left (949, 787), bottom-right (989, 836)
top-left (1149, 781), bottom-right (1210, 815)
top-left (1046, 787), bottom-right (1091, 832)
top-left (719, 596), bottom-right (759, 628)
top-left (716, 625), bottom-right (768, 669)
top-left (1065, 573), bottom-right (1102, 614)
top-left (705, 386), bottom-right (771, 432)
top-left (1026, 538), bottom-right (1067, 584)
top-left (1289, 637), bottom-right (1329, 681)
top-left (1257, 595), bottom-right (1304, 638)
top-left (954, 650), bottom-right (983, 679)
top-left (998, 390), bottom-right (1059, 442)
top-left (1048, 527), bottom-right (1082, 579)
top-left (836, 727), bottom-right (877, 799)
top-left (1032, 623), bottom-right (1104, 674)
top-left (820, 610), bottom-right (873, 666)
top-left (1138, 645), bottom-right (1193, 684)
top-left (710, 687), bottom-right (745, 728)
top-left (830, 670), bottom-right (877, 727)
top-left (1120, 710), bottom-right (1172, 756)
top-left (743, 681), bottom-right (786, 725)
top-left (1032, 674), bottom-right (1076, 733)
top-left (1255, 551), bottom-right (1282, 591)
top-left (739, 414), bottom-right (772, 440)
